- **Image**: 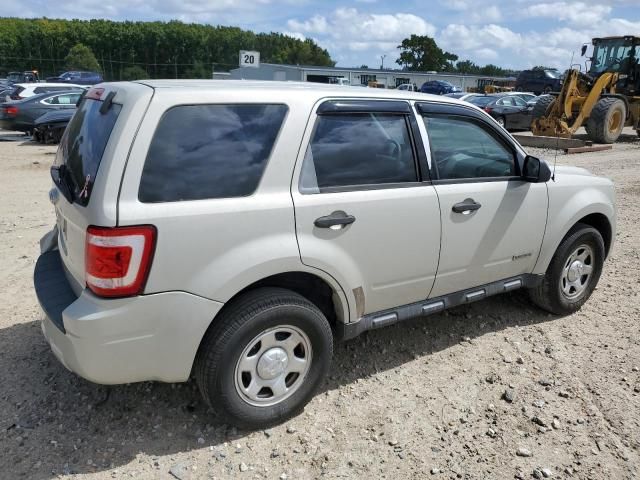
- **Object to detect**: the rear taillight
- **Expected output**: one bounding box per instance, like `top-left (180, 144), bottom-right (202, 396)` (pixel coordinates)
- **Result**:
top-left (484, 107), bottom-right (493, 113)
top-left (85, 225), bottom-right (156, 298)
top-left (5, 106), bottom-right (18, 116)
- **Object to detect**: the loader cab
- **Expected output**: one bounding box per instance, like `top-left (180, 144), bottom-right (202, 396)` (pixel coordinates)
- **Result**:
top-left (590, 36), bottom-right (640, 95)
top-left (590, 36), bottom-right (639, 75)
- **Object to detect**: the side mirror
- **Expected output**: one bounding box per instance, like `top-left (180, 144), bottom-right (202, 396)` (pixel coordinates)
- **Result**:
top-left (522, 155), bottom-right (552, 183)
top-left (581, 44), bottom-right (588, 57)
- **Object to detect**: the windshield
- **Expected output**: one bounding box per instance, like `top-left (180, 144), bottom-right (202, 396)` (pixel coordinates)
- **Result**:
top-left (7, 72), bottom-right (21, 82)
top-left (54, 97), bottom-right (121, 205)
top-left (544, 70), bottom-right (560, 79)
top-left (590, 39), bottom-right (635, 74)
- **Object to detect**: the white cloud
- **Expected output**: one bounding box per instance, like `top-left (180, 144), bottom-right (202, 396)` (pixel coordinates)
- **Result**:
top-left (287, 15), bottom-right (328, 34)
top-left (287, 8), bottom-right (436, 57)
top-left (524, 2), bottom-right (612, 26)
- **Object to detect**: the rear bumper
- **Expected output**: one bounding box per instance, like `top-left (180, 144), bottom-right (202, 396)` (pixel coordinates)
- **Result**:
top-left (35, 250), bottom-right (223, 384)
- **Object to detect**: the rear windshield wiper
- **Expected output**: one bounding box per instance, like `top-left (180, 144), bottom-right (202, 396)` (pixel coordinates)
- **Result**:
top-left (99, 91), bottom-right (116, 114)
top-left (50, 164), bottom-right (75, 203)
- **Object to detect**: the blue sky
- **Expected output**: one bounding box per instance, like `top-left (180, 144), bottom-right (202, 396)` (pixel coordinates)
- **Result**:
top-left (4, 0), bottom-right (640, 70)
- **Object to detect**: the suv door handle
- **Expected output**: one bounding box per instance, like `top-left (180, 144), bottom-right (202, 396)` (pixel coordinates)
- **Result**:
top-left (452, 199), bottom-right (482, 214)
top-left (314, 210), bottom-right (356, 229)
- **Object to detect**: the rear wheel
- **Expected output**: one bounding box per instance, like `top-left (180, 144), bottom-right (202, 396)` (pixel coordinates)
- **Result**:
top-left (195, 287), bottom-right (333, 429)
top-left (528, 224), bottom-right (605, 315)
top-left (586, 97), bottom-right (626, 144)
top-left (531, 95), bottom-right (555, 121)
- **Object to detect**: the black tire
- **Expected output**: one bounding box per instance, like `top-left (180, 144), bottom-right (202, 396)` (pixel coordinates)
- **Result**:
top-left (586, 97), bottom-right (626, 144)
top-left (543, 85), bottom-right (553, 94)
top-left (531, 95), bottom-right (555, 121)
top-left (529, 224), bottom-right (605, 315)
top-left (195, 287), bottom-right (333, 429)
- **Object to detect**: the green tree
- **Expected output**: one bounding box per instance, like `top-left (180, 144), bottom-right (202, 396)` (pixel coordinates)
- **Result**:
top-left (185, 60), bottom-right (211, 78)
top-left (396, 35), bottom-right (458, 72)
top-left (121, 65), bottom-right (149, 80)
top-left (64, 43), bottom-right (101, 72)
top-left (455, 59), bottom-right (480, 74)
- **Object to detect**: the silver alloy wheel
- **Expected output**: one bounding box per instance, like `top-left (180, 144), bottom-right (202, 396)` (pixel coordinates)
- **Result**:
top-left (234, 325), bottom-right (312, 407)
top-left (497, 116), bottom-right (505, 127)
top-left (560, 244), bottom-right (594, 299)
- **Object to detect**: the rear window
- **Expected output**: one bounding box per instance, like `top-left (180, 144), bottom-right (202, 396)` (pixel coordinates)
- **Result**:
top-left (468, 96), bottom-right (494, 107)
top-left (138, 104), bottom-right (288, 203)
top-left (55, 97), bottom-right (121, 206)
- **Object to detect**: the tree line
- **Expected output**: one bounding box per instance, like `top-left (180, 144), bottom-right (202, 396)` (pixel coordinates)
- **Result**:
top-left (397, 34), bottom-right (519, 77)
top-left (0, 17), bottom-right (334, 80)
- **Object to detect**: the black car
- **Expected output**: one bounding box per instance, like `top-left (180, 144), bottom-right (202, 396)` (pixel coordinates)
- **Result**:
top-left (33, 109), bottom-right (75, 143)
top-left (515, 69), bottom-right (562, 95)
top-left (467, 94), bottom-right (533, 130)
top-left (420, 80), bottom-right (461, 95)
top-left (46, 71), bottom-right (103, 85)
top-left (0, 90), bottom-right (82, 133)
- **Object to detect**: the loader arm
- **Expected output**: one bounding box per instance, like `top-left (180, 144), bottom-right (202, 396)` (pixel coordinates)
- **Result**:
top-left (532, 70), bottom-right (618, 138)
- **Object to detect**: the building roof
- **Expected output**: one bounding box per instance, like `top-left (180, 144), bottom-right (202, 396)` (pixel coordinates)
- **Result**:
top-left (234, 63), bottom-right (510, 80)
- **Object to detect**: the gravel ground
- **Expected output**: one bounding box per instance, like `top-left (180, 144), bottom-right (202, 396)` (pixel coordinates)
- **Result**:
top-left (0, 128), bottom-right (639, 480)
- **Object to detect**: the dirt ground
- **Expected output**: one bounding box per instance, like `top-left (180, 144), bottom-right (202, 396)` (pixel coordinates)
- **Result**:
top-left (0, 128), bottom-right (639, 480)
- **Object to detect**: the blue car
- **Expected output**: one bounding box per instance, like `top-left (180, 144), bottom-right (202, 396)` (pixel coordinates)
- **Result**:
top-left (420, 80), bottom-right (461, 95)
top-left (46, 71), bottom-right (103, 86)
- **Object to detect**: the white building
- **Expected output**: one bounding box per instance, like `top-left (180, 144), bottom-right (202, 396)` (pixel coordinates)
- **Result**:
top-left (229, 63), bottom-right (514, 91)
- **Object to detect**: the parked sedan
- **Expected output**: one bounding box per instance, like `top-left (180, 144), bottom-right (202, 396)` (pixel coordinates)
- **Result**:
top-left (0, 90), bottom-right (82, 133)
top-left (467, 94), bottom-right (533, 130)
top-left (420, 80), bottom-right (461, 95)
top-left (32, 109), bottom-right (75, 143)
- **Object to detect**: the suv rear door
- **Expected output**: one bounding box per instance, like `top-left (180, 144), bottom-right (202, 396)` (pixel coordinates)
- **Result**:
top-left (417, 102), bottom-right (547, 297)
top-left (292, 100), bottom-right (441, 316)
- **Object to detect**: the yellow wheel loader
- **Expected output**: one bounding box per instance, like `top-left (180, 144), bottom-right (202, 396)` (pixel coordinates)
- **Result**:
top-left (532, 36), bottom-right (640, 143)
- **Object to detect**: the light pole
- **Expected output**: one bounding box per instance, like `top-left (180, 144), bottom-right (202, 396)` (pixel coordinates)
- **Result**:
top-left (380, 54), bottom-right (386, 70)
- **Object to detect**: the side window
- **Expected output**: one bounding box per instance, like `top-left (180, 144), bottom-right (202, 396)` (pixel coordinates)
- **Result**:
top-left (41, 96), bottom-right (54, 105)
top-left (56, 94), bottom-right (80, 105)
top-left (34, 87), bottom-right (45, 94)
top-left (512, 96), bottom-right (527, 107)
top-left (139, 104), bottom-right (288, 202)
top-left (300, 113), bottom-right (418, 193)
top-left (422, 115), bottom-right (516, 180)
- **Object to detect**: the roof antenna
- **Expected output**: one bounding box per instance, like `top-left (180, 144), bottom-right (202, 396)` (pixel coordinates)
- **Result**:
top-left (552, 50), bottom-right (576, 181)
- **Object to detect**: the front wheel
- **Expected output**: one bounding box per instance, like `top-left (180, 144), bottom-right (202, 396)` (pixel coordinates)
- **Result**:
top-left (528, 224), bottom-right (605, 315)
top-left (195, 287), bottom-right (333, 429)
top-left (496, 116), bottom-right (506, 128)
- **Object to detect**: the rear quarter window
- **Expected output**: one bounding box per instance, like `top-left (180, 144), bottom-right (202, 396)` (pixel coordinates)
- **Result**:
top-left (138, 104), bottom-right (288, 203)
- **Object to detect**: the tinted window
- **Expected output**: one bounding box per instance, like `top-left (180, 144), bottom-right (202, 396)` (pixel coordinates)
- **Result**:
top-left (139, 104), bottom-right (287, 203)
top-left (300, 113), bottom-right (417, 193)
top-left (423, 115), bottom-right (516, 180)
top-left (56, 98), bottom-right (121, 205)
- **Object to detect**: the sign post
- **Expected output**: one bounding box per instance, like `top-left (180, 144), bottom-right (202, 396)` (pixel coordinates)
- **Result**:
top-left (239, 50), bottom-right (260, 68)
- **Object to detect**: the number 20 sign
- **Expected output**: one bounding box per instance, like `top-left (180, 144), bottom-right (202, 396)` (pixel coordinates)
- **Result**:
top-left (239, 50), bottom-right (260, 68)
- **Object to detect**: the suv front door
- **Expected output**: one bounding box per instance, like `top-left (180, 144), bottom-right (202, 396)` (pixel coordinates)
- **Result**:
top-left (418, 102), bottom-right (548, 298)
top-left (292, 100), bottom-right (441, 316)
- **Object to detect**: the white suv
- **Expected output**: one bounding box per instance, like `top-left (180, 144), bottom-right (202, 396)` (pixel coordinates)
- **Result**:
top-left (34, 81), bottom-right (615, 428)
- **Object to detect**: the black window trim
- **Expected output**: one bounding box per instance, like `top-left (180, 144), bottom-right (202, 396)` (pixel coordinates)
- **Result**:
top-left (138, 102), bottom-right (289, 203)
top-left (317, 99), bottom-right (412, 115)
top-left (417, 101), bottom-right (525, 183)
top-left (300, 103), bottom-right (429, 194)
